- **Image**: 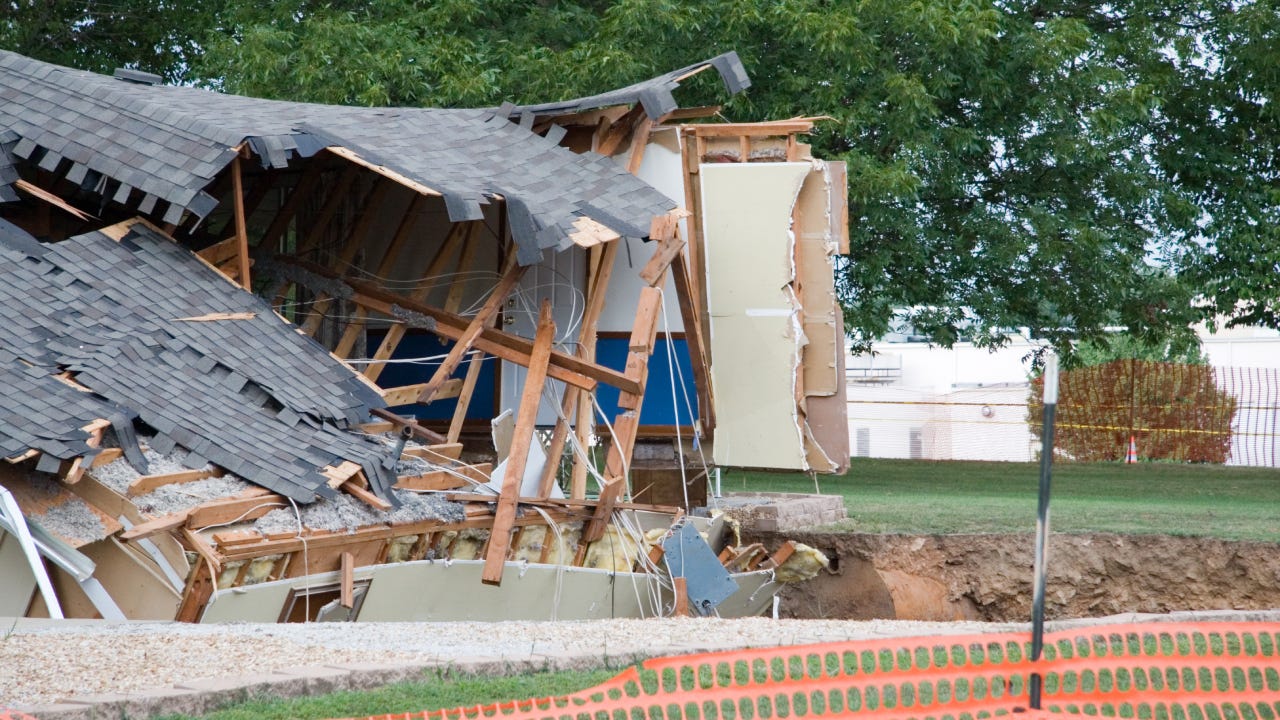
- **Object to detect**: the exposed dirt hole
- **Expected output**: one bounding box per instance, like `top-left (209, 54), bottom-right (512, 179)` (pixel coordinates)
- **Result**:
top-left (755, 532), bottom-right (1280, 622)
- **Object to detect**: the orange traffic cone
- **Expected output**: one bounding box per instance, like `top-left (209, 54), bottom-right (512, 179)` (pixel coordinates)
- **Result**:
top-left (1125, 435), bottom-right (1138, 464)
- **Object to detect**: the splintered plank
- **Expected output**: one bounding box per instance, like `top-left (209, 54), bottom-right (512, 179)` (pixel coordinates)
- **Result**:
top-left (322, 460), bottom-right (364, 490)
top-left (127, 468), bottom-right (224, 497)
top-left (231, 155), bottom-right (251, 289)
top-left (482, 300), bottom-right (555, 586)
top-left (638, 234), bottom-right (685, 287)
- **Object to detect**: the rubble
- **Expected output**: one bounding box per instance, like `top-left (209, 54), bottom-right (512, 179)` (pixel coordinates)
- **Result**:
top-left (0, 47), bottom-right (848, 624)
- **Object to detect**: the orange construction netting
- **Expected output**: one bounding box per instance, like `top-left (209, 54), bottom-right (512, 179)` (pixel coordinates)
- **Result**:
top-left (343, 621), bottom-right (1280, 720)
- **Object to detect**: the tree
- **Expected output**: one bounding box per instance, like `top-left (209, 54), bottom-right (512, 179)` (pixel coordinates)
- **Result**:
top-left (5, 1), bottom-right (1278, 359)
top-left (0, 0), bottom-right (225, 83)
top-left (1029, 358), bottom-right (1236, 462)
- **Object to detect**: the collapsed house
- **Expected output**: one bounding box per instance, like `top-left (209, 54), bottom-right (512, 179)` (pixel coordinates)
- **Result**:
top-left (0, 49), bottom-right (848, 622)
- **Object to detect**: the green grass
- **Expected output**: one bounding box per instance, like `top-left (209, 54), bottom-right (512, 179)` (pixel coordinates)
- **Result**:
top-left (158, 667), bottom-right (620, 720)
top-left (723, 458), bottom-right (1280, 541)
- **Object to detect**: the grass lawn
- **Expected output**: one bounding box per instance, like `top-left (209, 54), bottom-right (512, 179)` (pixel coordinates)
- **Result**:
top-left (723, 458), bottom-right (1280, 541)
top-left (158, 667), bottom-right (620, 720)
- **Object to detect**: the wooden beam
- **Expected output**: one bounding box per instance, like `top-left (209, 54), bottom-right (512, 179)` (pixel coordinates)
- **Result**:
top-left (187, 490), bottom-right (287, 529)
top-left (380, 378), bottom-right (461, 407)
top-left (596, 105), bottom-right (647, 157)
top-left (639, 233), bottom-right (685, 287)
top-left (669, 244), bottom-right (715, 434)
top-left (684, 121), bottom-right (815, 137)
top-left (326, 146), bottom-right (443, 198)
top-left (301, 181), bottom-right (394, 337)
top-left (482, 300), bottom-right (555, 585)
top-left (258, 160), bottom-right (326, 252)
top-left (416, 258), bottom-right (526, 404)
top-left (447, 349), bottom-right (486, 444)
top-left (343, 480), bottom-right (392, 511)
top-left (275, 256), bottom-right (630, 394)
top-left (127, 468), bottom-right (224, 497)
top-left (402, 443), bottom-right (463, 462)
top-left (230, 155), bottom-right (252, 289)
top-left (362, 221), bottom-right (471, 382)
top-left (582, 476), bottom-right (625, 543)
top-left (395, 462), bottom-right (490, 491)
top-left (625, 117), bottom-right (655, 175)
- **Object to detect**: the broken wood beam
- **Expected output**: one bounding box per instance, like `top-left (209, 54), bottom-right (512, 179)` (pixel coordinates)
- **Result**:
top-left (401, 443), bottom-right (463, 463)
top-left (447, 349), bottom-right (486, 444)
top-left (482, 300), bottom-right (555, 585)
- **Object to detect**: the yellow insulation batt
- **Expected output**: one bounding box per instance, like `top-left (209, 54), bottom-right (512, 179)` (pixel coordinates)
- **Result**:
top-left (775, 543), bottom-right (829, 583)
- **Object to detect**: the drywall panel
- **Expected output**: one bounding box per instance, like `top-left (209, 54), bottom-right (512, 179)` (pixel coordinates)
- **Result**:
top-left (0, 530), bottom-right (37, 616)
top-left (358, 560), bottom-right (657, 621)
top-left (795, 164), bottom-right (841, 398)
top-left (701, 162), bottom-right (812, 470)
top-left (201, 576), bottom-right (298, 623)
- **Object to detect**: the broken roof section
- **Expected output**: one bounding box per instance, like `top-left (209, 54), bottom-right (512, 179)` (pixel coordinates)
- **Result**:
top-left (0, 217), bottom-right (396, 504)
top-left (508, 51), bottom-right (750, 122)
top-left (0, 49), bottom-right (752, 261)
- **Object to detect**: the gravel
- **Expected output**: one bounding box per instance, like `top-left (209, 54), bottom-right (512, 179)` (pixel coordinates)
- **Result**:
top-left (0, 617), bottom-right (1025, 706)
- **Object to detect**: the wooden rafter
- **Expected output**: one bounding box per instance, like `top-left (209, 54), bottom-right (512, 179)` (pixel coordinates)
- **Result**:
top-left (416, 256), bottom-right (526, 404)
top-left (230, 154), bottom-right (252, 290)
top-left (362, 220), bottom-right (471, 383)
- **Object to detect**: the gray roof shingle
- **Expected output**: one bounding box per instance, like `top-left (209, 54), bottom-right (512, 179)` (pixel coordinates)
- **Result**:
top-left (0, 218), bottom-right (396, 504)
top-left (0, 49), bottom-right (720, 260)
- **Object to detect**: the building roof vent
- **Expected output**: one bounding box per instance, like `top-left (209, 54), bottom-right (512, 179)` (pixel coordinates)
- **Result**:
top-left (112, 68), bottom-right (161, 85)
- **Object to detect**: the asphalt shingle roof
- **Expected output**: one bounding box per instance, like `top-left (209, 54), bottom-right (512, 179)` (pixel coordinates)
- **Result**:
top-left (0, 49), bottom-right (705, 259)
top-left (0, 218), bottom-right (396, 504)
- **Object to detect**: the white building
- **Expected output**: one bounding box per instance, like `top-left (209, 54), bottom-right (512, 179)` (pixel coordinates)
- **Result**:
top-left (847, 326), bottom-right (1280, 465)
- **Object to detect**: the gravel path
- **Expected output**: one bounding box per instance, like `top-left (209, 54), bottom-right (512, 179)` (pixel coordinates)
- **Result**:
top-left (1, 617), bottom-right (1023, 706)
top-left (5, 610), bottom-right (1277, 708)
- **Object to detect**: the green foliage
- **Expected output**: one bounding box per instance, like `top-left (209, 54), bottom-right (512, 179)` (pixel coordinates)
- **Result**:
top-left (4, 0), bottom-right (1278, 355)
top-left (0, 0), bottom-right (225, 83)
top-left (1069, 331), bottom-right (1207, 368)
top-left (732, 458), bottom-right (1280, 541)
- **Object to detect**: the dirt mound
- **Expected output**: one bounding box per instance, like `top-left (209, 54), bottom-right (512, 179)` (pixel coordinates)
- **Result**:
top-left (762, 532), bottom-right (1280, 622)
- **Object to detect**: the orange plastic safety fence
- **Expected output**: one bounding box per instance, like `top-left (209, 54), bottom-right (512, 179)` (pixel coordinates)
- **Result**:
top-left (342, 622), bottom-right (1280, 720)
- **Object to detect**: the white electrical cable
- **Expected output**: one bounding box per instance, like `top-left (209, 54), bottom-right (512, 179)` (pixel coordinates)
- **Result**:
top-left (656, 290), bottom-right (691, 512)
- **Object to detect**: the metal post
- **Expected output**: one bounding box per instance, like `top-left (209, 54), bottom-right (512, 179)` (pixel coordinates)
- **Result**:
top-left (1030, 352), bottom-right (1058, 709)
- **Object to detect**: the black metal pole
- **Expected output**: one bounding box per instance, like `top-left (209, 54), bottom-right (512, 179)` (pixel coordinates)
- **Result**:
top-left (1030, 353), bottom-right (1058, 709)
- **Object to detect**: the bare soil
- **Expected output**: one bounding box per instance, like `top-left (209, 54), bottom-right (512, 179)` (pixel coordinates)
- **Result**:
top-left (762, 532), bottom-right (1280, 622)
